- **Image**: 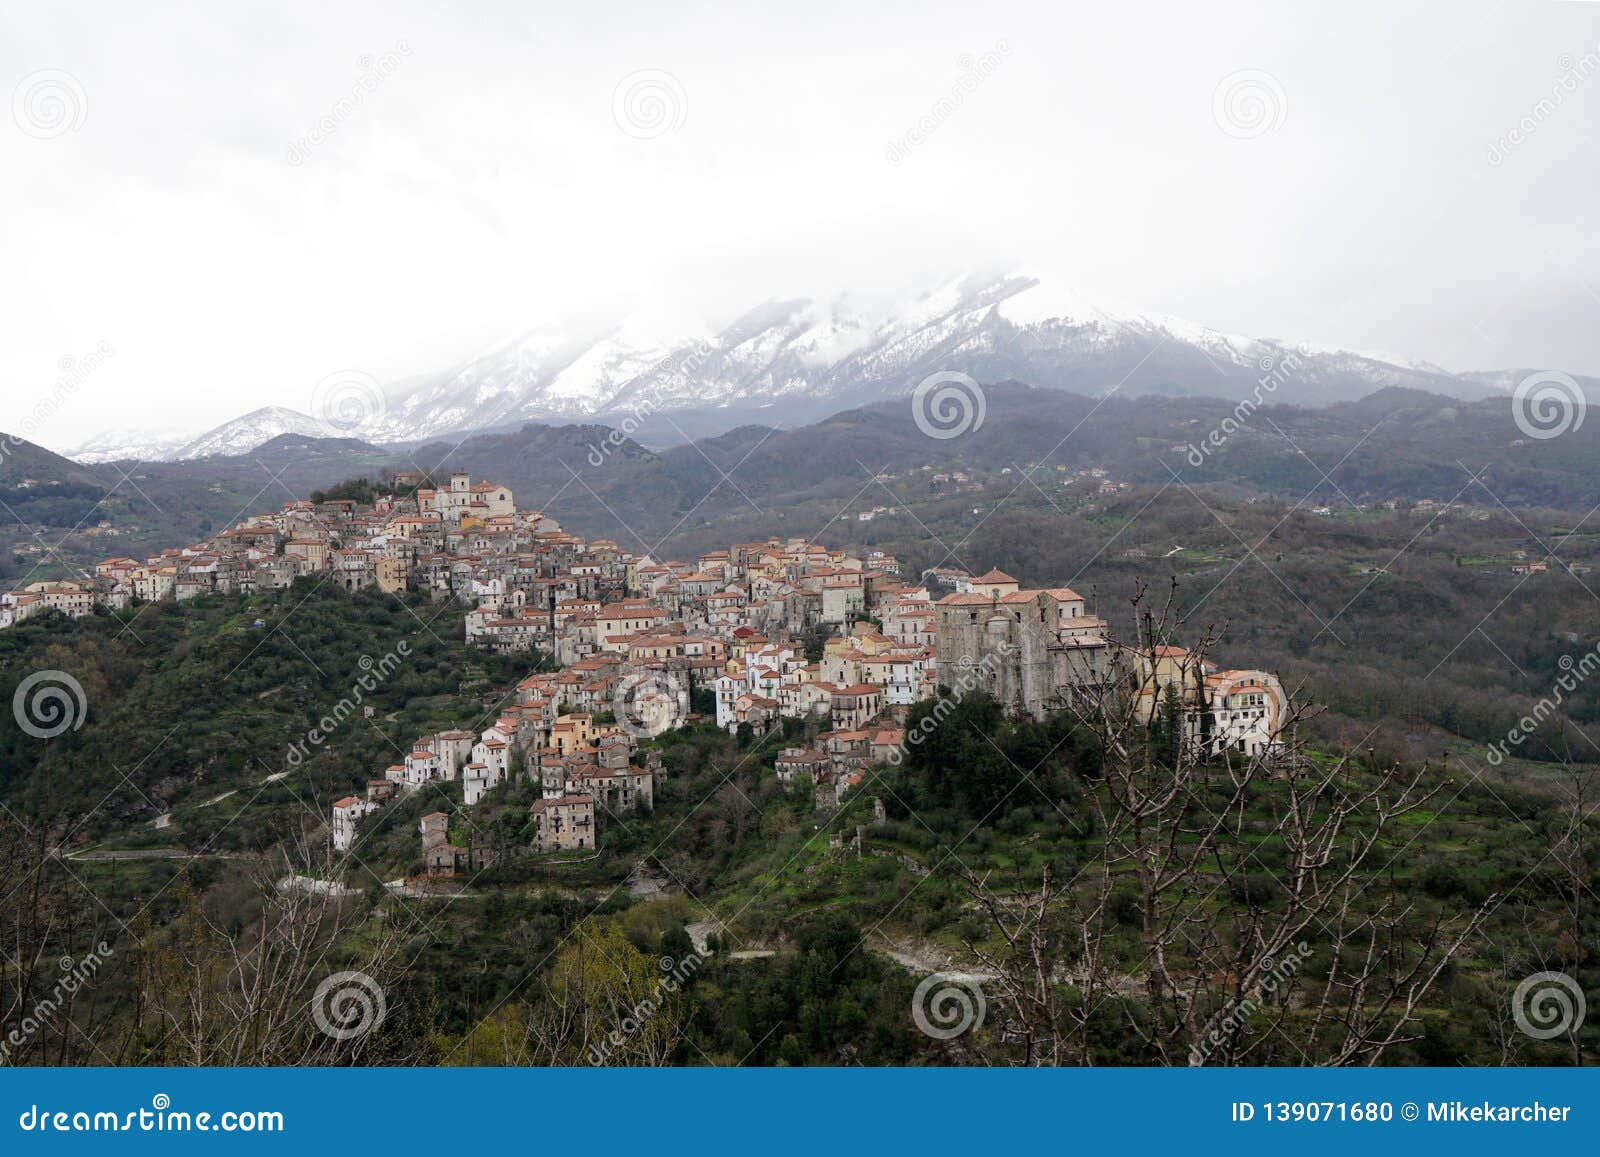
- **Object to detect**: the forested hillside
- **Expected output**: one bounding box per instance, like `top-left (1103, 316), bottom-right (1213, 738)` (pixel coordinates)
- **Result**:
top-left (0, 584), bottom-right (534, 847)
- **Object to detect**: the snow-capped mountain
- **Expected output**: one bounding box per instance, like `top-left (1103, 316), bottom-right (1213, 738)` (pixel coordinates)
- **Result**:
top-left (65, 271), bottom-right (1521, 461)
top-left (1456, 368), bottom-right (1600, 396)
top-left (67, 427), bottom-right (194, 464)
top-left (172, 406), bottom-right (328, 460)
top-left (369, 314), bottom-right (717, 442)
top-left (369, 270), bottom-right (1492, 443)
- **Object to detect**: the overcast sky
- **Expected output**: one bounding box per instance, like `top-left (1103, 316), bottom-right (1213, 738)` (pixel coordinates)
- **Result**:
top-left (6, 0), bottom-right (1600, 452)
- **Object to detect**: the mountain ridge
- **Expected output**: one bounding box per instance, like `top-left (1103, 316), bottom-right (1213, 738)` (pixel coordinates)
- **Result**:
top-left (60, 270), bottom-right (1592, 463)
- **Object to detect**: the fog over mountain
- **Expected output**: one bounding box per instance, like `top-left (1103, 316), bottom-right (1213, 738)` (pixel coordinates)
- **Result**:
top-left (12, 2), bottom-right (1600, 465)
top-left (67, 270), bottom-right (1538, 462)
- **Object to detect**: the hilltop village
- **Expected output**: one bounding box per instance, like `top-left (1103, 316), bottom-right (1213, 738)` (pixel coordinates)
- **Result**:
top-left (3, 470), bottom-right (1285, 876)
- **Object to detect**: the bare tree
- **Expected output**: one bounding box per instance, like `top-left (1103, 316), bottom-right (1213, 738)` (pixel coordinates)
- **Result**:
top-left (120, 840), bottom-right (410, 1065)
top-left (0, 830), bottom-right (122, 1067)
top-left (967, 579), bottom-right (1494, 1066)
top-left (959, 864), bottom-right (1118, 1066)
top-left (1537, 760), bottom-right (1590, 1067)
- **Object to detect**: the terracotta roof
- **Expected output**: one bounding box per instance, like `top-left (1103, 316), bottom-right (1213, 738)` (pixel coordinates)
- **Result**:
top-left (936, 592), bottom-right (991, 606)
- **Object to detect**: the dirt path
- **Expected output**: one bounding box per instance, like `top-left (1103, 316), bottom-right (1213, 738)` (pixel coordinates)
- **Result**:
top-left (57, 847), bottom-right (240, 862)
top-left (871, 935), bottom-right (997, 981)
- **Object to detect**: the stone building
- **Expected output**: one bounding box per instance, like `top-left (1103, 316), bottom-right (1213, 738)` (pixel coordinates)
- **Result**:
top-left (933, 582), bottom-right (1117, 719)
top-left (530, 793), bottom-right (596, 852)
